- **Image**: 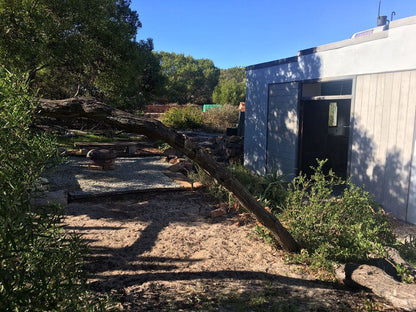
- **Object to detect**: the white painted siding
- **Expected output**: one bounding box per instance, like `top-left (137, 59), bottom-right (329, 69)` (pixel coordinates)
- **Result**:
top-left (407, 87), bottom-right (416, 224)
top-left (350, 70), bottom-right (416, 221)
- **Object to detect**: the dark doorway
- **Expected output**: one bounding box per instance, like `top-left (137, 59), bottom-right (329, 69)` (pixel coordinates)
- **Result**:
top-left (299, 99), bottom-right (351, 179)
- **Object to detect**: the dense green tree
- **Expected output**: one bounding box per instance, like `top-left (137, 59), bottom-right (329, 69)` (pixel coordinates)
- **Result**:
top-left (212, 67), bottom-right (246, 106)
top-left (156, 52), bottom-right (220, 104)
top-left (0, 0), bottom-right (161, 108)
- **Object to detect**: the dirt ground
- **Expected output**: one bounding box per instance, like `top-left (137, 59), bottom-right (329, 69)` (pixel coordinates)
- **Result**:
top-left (64, 190), bottom-right (402, 311)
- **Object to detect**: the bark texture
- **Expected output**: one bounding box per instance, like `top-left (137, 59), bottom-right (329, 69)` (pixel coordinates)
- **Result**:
top-left (336, 263), bottom-right (416, 311)
top-left (38, 97), bottom-right (300, 252)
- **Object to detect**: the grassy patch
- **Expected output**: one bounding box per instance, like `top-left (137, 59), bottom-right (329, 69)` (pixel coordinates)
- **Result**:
top-left (56, 130), bottom-right (135, 148)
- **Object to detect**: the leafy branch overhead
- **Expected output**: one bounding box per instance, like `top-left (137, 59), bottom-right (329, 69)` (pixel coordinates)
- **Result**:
top-left (0, 0), bottom-right (162, 107)
top-left (155, 52), bottom-right (220, 104)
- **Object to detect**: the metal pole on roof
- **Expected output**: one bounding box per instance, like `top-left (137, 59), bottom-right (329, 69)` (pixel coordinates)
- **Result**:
top-left (378, 0), bottom-right (381, 17)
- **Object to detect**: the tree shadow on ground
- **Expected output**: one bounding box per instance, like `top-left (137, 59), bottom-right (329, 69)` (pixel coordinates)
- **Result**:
top-left (65, 191), bottom-right (217, 274)
top-left (64, 191), bottom-right (390, 311)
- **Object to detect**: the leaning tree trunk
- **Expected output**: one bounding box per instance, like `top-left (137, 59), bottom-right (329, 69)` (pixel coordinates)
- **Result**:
top-left (38, 97), bottom-right (300, 252)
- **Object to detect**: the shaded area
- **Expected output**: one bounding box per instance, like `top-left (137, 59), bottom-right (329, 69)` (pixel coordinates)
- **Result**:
top-left (64, 191), bottom-right (396, 311)
top-left (349, 117), bottom-right (413, 222)
top-left (45, 156), bottom-right (183, 197)
top-left (245, 53), bottom-right (322, 176)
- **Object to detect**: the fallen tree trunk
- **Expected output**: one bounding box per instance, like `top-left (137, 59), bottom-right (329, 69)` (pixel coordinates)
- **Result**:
top-left (38, 97), bottom-right (300, 252)
top-left (336, 263), bottom-right (416, 311)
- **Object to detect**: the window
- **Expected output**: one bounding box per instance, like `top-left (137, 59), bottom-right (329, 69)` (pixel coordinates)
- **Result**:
top-left (328, 102), bottom-right (337, 126)
top-left (302, 79), bottom-right (353, 97)
top-left (321, 80), bottom-right (352, 96)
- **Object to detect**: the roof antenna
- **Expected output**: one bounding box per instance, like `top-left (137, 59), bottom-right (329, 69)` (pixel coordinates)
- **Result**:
top-left (378, 0), bottom-right (382, 17)
top-left (377, 0), bottom-right (388, 26)
top-left (377, 0), bottom-right (381, 17)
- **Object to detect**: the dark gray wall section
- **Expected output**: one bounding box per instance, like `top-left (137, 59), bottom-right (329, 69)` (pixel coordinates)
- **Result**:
top-left (266, 83), bottom-right (299, 178)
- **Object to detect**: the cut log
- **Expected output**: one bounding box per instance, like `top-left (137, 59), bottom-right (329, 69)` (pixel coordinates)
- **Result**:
top-left (336, 263), bottom-right (416, 311)
top-left (38, 97), bottom-right (300, 252)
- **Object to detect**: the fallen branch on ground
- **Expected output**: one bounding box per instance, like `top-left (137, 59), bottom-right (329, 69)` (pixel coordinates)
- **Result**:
top-left (336, 258), bottom-right (416, 311)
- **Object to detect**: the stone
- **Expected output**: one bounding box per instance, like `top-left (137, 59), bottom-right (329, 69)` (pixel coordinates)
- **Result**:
top-left (210, 207), bottom-right (227, 218)
top-left (168, 162), bottom-right (184, 172)
top-left (200, 141), bottom-right (215, 147)
top-left (168, 160), bottom-right (193, 174)
top-left (169, 157), bottom-right (179, 164)
top-left (228, 135), bottom-right (242, 143)
top-left (39, 177), bottom-right (49, 184)
top-left (163, 147), bottom-right (182, 157)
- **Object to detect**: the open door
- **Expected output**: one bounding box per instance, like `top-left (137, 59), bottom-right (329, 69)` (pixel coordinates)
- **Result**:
top-left (299, 99), bottom-right (351, 179)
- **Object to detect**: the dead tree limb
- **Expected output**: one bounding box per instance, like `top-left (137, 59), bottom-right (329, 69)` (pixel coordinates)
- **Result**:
top-left (38, 97), bottom-right (300, 252)
top-left (336, 264), bottom-right (416, 311)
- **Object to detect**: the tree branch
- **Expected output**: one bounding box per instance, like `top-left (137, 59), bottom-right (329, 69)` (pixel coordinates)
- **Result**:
top-left (38, 97), bottom-right (300, 252)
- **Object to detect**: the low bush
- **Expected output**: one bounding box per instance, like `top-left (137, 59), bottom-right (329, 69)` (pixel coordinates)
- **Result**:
top-left (396, 234), bottom-right (416, 267)
top-left (279, 160), bottom-right (395, 272)
top-left (203, 104), bottom-right (239, 132)
top-left (190, 164), bottom-right (287, 211)
top-left (0, 69), bottom-right (110, 311)
top-left (161, 104), bottom-right (240, 133)
top-left (162, 105), bottom-right (203, 129)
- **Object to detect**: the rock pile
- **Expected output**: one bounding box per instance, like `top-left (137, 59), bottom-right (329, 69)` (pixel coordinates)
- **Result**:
top-left (200, 135), bottom-right (244, 163)
top-left (162, 135), bottom-right (244, 168)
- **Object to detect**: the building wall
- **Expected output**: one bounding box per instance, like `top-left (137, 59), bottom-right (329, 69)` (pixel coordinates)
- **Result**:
top-left (266, 83), bottom-right (299, 178)
top-left (244, 16), bottom-right (416, 222)
top-left (245, 16), bottom-right (416, 175)
top-left (350, 70), bottom-right (416, 222)
top-left (409, 121), bottom-right (416, 223)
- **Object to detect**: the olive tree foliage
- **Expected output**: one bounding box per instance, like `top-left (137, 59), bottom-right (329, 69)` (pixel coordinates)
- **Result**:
top-left (155, 51), bottom-right (220, 104)
top-left (212, 67), bottom-right (246, 106)
top-left (0, 0), bottom-right (161, 108)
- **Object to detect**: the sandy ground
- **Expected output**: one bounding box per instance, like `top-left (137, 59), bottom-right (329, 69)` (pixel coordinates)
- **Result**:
top-left (64, 190), bottom-right (401, 311)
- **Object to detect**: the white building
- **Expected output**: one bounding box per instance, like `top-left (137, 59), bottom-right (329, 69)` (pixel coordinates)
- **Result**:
top-left (244, 16), bottom-right (416, 223)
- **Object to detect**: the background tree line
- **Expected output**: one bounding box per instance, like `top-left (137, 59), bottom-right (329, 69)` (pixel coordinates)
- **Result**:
top-left (0, 0), bottom-right (245, 109)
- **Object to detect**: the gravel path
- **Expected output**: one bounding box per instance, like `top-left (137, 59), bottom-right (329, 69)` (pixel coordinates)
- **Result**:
top-left (45, 156), bottom-right (182, 197)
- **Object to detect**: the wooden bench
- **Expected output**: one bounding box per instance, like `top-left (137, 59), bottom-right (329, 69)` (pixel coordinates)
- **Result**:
top-left (74, 141), bottom-right (138, 155)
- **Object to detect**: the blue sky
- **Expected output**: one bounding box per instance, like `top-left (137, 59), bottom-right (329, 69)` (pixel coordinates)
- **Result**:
top-left (131, 1), bottom-right (416, 69)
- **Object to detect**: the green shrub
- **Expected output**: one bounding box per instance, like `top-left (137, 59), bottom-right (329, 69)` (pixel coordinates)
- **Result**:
top-left (190, 164), bottom-right (287, 211)
top-left (162, 105), bottom-right (203, 129)
top-left (396, 234), bottom-right (416, 267)
top-left (0, 69), bottom-right (110, 311)
top-left (280, 160), bottom-right (395, 271)
top-left (203, 104), bottom-right (239, 132)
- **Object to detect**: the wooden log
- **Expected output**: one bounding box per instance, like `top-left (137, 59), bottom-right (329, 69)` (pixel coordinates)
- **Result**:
top-left (336, 263), bottom-right (416, 311)
top-left (38, 97), bottom-right (300, 252)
